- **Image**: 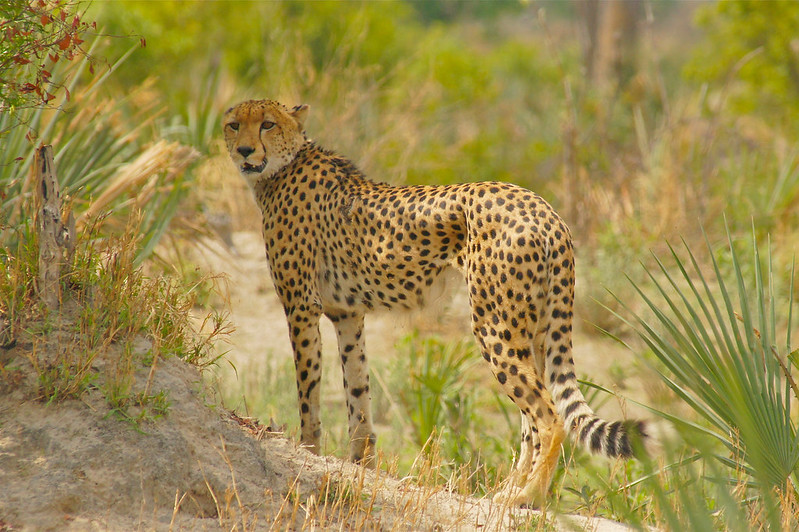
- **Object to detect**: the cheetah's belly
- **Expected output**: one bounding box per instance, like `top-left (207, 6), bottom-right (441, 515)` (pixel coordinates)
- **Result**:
top-left (316, 252), bottom-right (447, 313)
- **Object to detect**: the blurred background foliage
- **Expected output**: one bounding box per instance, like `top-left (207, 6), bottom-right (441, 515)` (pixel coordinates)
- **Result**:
top-left (687, 0), bottom-right (799, 127)
top-left (3, 0), bottom-right (799, 528)
top-left (81, 0), bottom-right (799, 244)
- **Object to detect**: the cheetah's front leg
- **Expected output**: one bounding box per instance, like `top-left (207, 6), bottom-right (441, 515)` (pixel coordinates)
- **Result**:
top-left (329, 311), bottom-right (377, 467)
top-left (287, 309), bottom-right (323, 454)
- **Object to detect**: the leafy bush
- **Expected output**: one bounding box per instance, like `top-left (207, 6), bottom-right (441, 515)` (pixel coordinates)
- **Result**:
top-left (0, 0), bottom-right (95, 124)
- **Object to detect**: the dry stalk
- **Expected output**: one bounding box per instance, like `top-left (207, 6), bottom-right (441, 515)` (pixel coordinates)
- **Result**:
top-left (142, 336), bottom-right (161, 401)
top-left (271, 459), bottom-right (306, 530)
top-left (215, 435), bottom-right (251, 530)
top-left (168, 489), bottom-right (189, 532)
top-left (78, 140), bottom-right (199, 225)
top-left (198, 460), bottom-right (224, 529)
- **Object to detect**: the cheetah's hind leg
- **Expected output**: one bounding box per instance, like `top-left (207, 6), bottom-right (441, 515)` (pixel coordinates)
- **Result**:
top-left (492, 414), bottom-right (540, 506)
top-left (493, 402), bottom-right (565, 508)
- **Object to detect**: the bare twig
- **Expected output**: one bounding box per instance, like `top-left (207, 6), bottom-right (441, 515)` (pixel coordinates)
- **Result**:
top-left (772, 346), bottom-right (799, 401)
top-left (734, 312), bottom-right (799, 399)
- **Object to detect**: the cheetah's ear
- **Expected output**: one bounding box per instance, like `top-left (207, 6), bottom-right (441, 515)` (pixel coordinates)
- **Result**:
top-left (290, 104), bottom-right (310, 131)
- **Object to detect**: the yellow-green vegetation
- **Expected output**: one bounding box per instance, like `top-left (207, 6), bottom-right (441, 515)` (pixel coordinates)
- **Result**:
top-left (3, 0), bottom-right (799, 529)
top-left (0, 215), bottom-right (227, 424)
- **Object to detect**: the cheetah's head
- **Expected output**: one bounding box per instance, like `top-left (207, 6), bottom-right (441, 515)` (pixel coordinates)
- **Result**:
top-left (223, 99), bottom-right (309, 187)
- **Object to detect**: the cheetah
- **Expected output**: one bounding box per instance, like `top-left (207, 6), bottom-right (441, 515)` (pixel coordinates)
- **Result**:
top-left (223, 99), bottom-right (648, 506)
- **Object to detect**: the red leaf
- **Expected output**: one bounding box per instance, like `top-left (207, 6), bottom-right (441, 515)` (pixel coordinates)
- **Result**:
top-left (64, 87), bottom-right (70, 101)
top-left (140, 37), bottom-right (146, 48)
top-left (57, 35), bottom-right (71, 50)
top-left (13, 56), bottom-right (31, 65)
top-left (20, 83), bottom-right (37, 93)
top-left (40, 14), bottom-right (52, 25)
top-left (48, 52), bottom-right (59, 63)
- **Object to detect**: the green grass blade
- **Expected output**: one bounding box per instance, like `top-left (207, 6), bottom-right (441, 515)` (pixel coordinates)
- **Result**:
top-left (788, 256), bottom-right (795, 356)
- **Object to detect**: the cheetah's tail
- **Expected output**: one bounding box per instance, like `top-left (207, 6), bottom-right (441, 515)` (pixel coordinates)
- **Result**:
top-left (548, 362), bottom-right (649, 459)
top-left (550, 357), bottom-right (649, 458)
top-left (544, 263), bottom-right (649, 459)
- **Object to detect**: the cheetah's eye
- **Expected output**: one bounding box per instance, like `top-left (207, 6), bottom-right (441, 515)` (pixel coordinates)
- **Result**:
top-left (261, 121), bottom-right (276, 131)
top-left (227, 122), bottom-right (239, 132)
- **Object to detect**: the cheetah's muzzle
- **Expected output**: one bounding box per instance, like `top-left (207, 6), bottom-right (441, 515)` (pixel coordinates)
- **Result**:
top-left (241, 161), bottom-right (266, 174)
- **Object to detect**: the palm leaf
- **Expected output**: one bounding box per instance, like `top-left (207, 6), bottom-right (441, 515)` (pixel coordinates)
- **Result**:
top-left (608, 223), bottom-right (797, 499)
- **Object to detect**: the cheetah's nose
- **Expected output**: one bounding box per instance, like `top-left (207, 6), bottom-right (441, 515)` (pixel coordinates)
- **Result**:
top-left (237, 146), bottom-right (255, 158)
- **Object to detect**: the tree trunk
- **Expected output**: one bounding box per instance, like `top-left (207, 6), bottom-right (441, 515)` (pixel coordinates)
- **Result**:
top-left (35, 145), bottom-right (75, 310)
top-left (594, 0), bottom-right (642, 91)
